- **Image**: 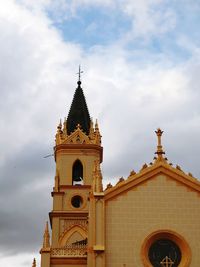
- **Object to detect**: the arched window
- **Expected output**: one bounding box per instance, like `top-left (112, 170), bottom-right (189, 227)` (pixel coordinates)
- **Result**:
top-left (72, 160), bottom-right (83, 185)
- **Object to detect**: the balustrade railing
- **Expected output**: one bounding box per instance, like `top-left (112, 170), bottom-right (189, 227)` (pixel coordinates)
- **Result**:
top-left (51, 244), bottom-right (87, 257)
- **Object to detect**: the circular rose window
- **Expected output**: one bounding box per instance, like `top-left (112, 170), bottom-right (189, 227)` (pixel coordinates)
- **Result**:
top-left (148, 238), bottom-right (181, 267)
top-left (141, 230), bottom-right (191, 267)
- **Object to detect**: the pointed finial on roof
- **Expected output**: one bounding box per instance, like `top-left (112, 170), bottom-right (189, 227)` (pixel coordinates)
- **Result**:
top-left (89, 118), bottom-right (94, 137)
top-left (63, 117), bottom-right (67, 135)
top-left (58, 119), bottom-right (62, 129)
top-left (43, 221), bottom-right (50, 249)
top-left (95, 119), bottom-right (99, 130)
top-left (92, 160), bottom-right (103, 193)
top-left (76, 123), bottom-right (81, 129)
top-left (32, 258), bottom-right (36, 267)
top-left (94, 119), bottom-right (101, 145)
top-left (76, 65), bottom-right (83, 86)
top-left (155, 128), bottom-right (165, 159)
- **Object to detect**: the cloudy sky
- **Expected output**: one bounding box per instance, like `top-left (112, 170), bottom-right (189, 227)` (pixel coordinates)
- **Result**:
top-left (0, 0), bottom-right (200, 266)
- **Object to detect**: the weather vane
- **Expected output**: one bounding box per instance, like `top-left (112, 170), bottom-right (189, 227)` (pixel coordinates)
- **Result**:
top-left (77, 65), bottom-right (83, 82)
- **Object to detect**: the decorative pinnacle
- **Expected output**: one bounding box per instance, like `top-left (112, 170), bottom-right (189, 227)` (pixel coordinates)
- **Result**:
top-left (43, 221), bottom-right (50, 248)
top-left (95, 119), bottom-right (99, 129)
top-left (76, 123), bottom-right (81, 129)
top-left (58, 119), bottom-right (62, 129)
top-left (93, 160), bottom-right (103, 193)
top-left (76, 65), bottom-right (83, 85)
top-left (32, 258), bottom-right (36, 267)
top-left (155, 128), bottom-right (165, 158)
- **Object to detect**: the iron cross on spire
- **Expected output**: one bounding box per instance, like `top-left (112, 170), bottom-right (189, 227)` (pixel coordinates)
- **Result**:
top-left (77, 65), bottom-right (83, 82)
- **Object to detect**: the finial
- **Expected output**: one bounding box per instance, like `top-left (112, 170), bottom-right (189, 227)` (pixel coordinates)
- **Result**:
top-left (76, 123), bottom-right (81, 129)
top-left (129, 170), bottom-right (136, 176)
top-left (32, 258), bottom-right (36, 267)
top-left (63, 117), bottom-right (67, 135)
top-left (93, 119), bottom-right (101, 145)
top-left (95, 119), bottom-right (99, 129)
top-left (105, 183), bottom-right (113, 190)
top-left (93, 160), bottom-right (103, 192)
top-left (43, 221), bottom-right (50, 248)
top-left (155, 128), bottom-right (165, 158)
top-left (89, 118), bottom-right (94, 137)
top-left (58, 119), bottom-right (62, 129)
top-left (117, 177), bottom-right (125, 185)
top-left (76, 65), bottom-right (83, 86)
top-left (90, 118), bottom-right (94, 128)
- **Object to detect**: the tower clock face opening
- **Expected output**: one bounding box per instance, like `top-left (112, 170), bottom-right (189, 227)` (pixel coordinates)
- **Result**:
top-left (148, 238), bottom-right (181, 267)
top-left (71, 195), bottom-right (83, 208)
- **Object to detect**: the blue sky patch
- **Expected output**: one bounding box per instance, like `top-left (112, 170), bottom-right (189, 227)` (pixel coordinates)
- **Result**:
top-left (49, 6), bottom-right (132, 48)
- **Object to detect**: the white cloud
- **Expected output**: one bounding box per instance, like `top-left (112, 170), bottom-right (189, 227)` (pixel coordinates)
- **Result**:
top-left (16, 0), bottom-right (51, 11)
top-left (116, 0), bottom-right (176, 41)
top-left (0, 0), bottom-right (82, 163)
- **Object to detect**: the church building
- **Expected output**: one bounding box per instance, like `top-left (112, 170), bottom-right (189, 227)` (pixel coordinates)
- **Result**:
top-left (35, 76), bottom-right (200, 267)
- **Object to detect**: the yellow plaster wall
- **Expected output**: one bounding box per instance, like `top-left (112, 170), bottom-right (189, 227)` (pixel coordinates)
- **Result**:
top-left (53, 195), bottom-right (63, 210)
top-left (105, 174), bottom-right (200, 267)
top-left (52, 218), bottom-right (60, 247)
top-left (41, 252), bottom-right (50, 267)
top-left (51, 264), bottom-right (87, 267)
top-left (95, 199), bottom-right (104, 245)
top-left (62, 188), bottom-right (89, 211)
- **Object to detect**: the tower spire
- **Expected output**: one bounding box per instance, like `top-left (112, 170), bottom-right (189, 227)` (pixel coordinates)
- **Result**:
top-left (67, 71), bottom-right (90, 135)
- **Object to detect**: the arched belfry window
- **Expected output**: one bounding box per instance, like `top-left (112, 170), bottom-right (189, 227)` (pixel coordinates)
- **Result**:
top-left (72, 160), bottom-right (83, 185)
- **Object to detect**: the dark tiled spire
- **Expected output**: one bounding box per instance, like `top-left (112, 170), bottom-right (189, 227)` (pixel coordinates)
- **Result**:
top-left (67, 81), bottom-right (90, 135)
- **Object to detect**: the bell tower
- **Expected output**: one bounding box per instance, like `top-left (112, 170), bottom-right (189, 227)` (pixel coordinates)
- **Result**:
top-left (40, 76), bottom-right (104, 267)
